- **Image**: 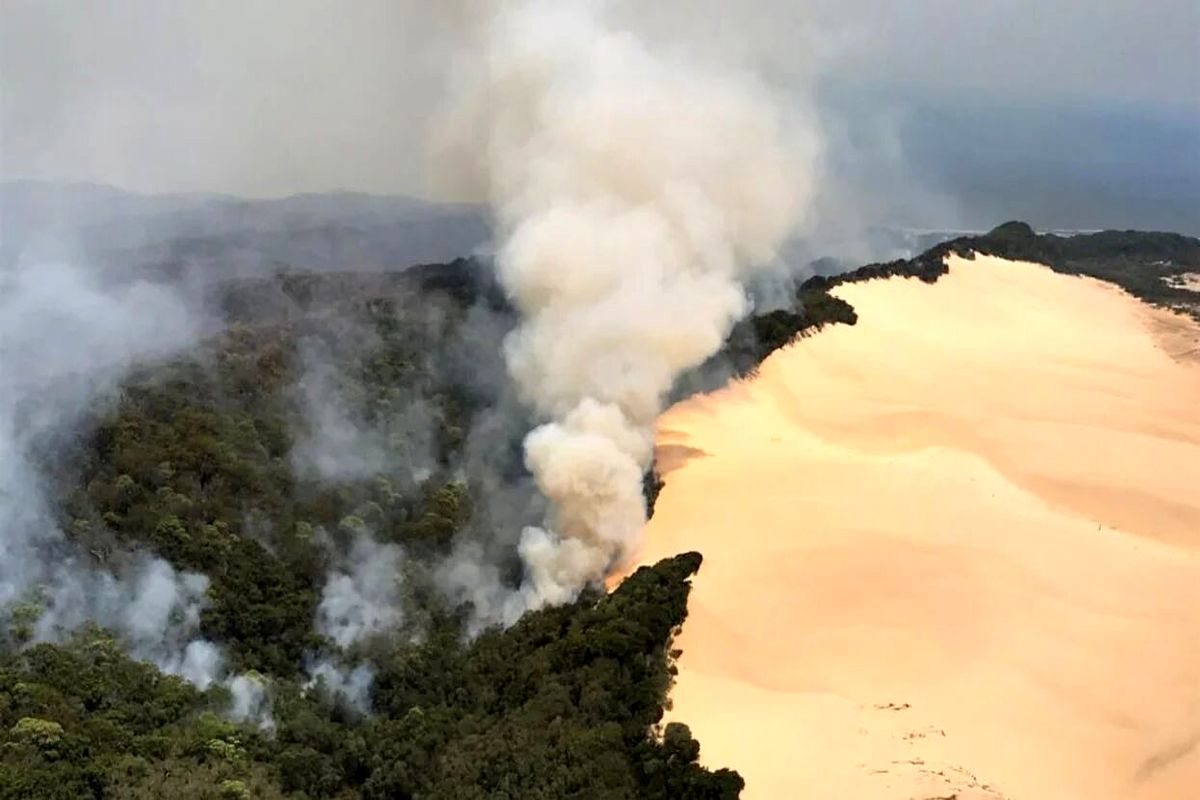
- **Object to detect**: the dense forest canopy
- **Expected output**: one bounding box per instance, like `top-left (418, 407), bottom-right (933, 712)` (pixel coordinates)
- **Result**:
top-left (1, 554), bottom-right (743, 799)
top-left (2, 222), bottom-right (1196, 798)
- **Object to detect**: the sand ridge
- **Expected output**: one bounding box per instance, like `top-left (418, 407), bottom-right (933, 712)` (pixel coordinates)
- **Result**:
top-left (628, 254), bottom-right (1200, 799)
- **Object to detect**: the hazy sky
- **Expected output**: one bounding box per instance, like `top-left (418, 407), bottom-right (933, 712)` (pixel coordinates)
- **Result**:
top-left (2, 0), bottom-right (1198, 229)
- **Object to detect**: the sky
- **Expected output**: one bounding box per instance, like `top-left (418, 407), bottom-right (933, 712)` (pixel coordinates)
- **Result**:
top-left (2, 0), bottom-right (1198, 231)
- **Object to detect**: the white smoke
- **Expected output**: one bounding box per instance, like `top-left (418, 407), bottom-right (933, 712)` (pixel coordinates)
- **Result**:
top-left (0, 257), bottom-right (224, 686)
top-left (290, 338), bottom-right (439, 487)
top-left (32, 556), bottom-right (217, 680)
top-left (436, 0), bottom-right (816, 612)
top-left (315, 531), bottom-right (407, 649)
top-left (436, 539), bottom-right (529, 630)
top-left (180, 642), bottom-right (227, 689)
top-left (227, 672), bottom-right (275, 730)
top-left (305, 659), bottom-right (377, 715)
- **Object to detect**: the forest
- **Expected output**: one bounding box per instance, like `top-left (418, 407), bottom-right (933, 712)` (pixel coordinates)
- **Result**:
top-left (1, 553), bottom-right (741, 799)
top-left (3, 252), bottom-right (748, 798)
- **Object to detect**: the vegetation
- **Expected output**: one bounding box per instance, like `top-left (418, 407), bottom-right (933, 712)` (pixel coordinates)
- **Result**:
top-left (8, 257), bottom-right (743, 797)
top-left (1, 555), bottom-right (738, 799)
top-left (861, 221), bottom-right (1200, 318)
top-left (46, 260), bottom-right (511, 675)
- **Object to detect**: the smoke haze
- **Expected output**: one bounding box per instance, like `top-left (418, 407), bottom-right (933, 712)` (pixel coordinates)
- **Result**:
top-left (291, 339), bottom-right (439, 487)
top-left (4, 0), bottom-right (1195, 231)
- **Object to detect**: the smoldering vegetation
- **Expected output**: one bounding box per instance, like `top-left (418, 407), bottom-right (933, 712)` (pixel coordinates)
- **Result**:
top-left (0, 257), bottom-right (221, 679)
top-left (0, 197), bottom-right (886, 697)
top-left (0, 187), bottom-right (972, 684)
top-left (1, 175), bottom-right (512, 731)
top-left (50, 258), bottom-right (533, 661)
top-left (0, 215), bottom-right (749, 794)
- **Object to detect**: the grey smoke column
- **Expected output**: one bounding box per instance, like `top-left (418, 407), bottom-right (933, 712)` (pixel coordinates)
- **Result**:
top-left (436, 0), bottom-right (817, 614)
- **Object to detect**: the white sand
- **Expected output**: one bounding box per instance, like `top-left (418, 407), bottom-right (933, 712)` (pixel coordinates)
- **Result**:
top-left (627, 254), bottom-right (1200, 799)
top-left (1164, 272), bottom-right (1200, 293)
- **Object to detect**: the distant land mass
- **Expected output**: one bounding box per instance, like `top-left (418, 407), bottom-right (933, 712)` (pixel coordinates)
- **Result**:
top-left (0, 180), bottom-right (493, 280)
top-left (5, 180), bottom-right (1137, 288)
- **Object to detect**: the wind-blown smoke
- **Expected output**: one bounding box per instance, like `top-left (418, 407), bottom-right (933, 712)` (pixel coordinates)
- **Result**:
top-left (437, 0), bottom-right (816, 613)
top-left (0, 258), bottom-right (223, 684)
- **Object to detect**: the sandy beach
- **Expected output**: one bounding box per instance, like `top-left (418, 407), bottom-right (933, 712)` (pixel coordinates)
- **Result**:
top-left (631, 254), bottom-right (1200, 799)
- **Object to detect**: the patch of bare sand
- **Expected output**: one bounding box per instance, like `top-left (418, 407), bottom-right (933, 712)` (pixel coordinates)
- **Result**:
top-left (1146, 304), bottom-right (1200, 364)
top-left (1163, 272), bottom-right (1200, 293)
top-left (628, 254), bottom-right (1200, 799)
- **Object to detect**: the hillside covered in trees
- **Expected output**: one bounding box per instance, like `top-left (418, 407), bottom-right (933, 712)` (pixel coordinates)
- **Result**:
top-left (1, 553), bottom-right (740, 799)
top-left (3, 221), bottom-right (1196, 798)
top-left (3, 250), bottom-right (746, 798)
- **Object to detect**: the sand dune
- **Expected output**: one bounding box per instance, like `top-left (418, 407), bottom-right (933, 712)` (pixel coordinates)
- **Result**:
top-left (630, 254), bottom-right (1200, 799)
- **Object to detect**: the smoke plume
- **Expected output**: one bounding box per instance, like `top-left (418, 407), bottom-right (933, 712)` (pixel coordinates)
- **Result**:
top-left (316, 531), bottom-right (407, 649)
top-left (226, 672), bottom-right (275, 730)
top-left (308, 531), bottom-right (408, 714)
top-left (436, 0), bottom-right (816, 612)
top-left (305, 659), bottom-right (377, 715)
top-left (0, 257), bottom-right (225, 684)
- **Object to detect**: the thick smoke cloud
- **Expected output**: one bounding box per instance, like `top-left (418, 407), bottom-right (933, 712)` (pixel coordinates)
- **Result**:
top-left (0, 258), bottom-right (225, 684)
top-left (436, 0), bottom-right (816, 614)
